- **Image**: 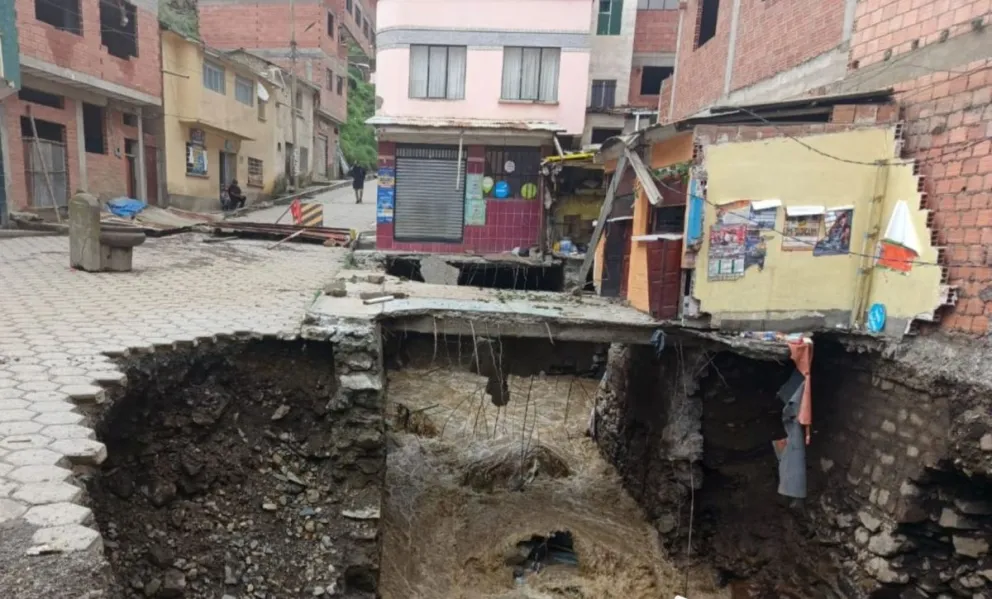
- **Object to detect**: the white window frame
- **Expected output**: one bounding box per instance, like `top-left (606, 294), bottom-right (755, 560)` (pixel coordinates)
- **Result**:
top-left (637, 0), bottom-right (678, 9)
top-left (235, 75), bottom-right (254, 106)
top-left (203, 61), bottom-right (226, 94)
top-left (501, 47), bottom-right (561, 103)
top-left (408, 45), bottom-right (467, 100)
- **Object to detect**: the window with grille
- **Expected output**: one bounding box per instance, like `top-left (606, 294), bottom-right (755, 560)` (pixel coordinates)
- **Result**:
top-left (597, 0), bottom-right (623, 35)
top-left (590, 80), bottom-right (616, 108)
top-left (336, 76), bottom-right (344, 95)
top-left (36, 0), bottom-right (81, 35)
top-left (326, 68), bottom-right (334, 90)
top-left (484, 147), bottom-right (541, 199)
top-left (409, 45), bottom-right (467, 100)
top-left (327, 11), bottom-right (334, 37)
top-left (203, 61), bottom-right (225, 94)
top-left (501, 47), bottom-right (560, 102)
top-left (235, 76), bottom-right (254, 106)
top-left (247, 158), bottom-right (264, 187)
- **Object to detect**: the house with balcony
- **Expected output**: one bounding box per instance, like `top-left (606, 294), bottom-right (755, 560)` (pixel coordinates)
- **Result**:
top-left (3, 0), bottom-right (163, 213)
top-left (371, 0), bottom-right (594, 254)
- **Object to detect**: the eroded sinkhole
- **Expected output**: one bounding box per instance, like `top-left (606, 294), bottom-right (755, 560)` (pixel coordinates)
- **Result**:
top-left (86, 340), bottom-right (383, 599)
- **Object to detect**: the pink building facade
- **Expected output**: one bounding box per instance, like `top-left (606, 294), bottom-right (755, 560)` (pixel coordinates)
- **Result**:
top-left (371, 0), bottom-right (594, 253)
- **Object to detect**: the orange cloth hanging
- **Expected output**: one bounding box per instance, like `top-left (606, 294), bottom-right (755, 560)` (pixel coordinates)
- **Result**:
top-left (788, 340), bottom-right (813, 445)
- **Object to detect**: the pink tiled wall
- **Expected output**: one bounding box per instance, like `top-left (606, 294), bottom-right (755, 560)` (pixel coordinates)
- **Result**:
top-left (375, 142), bottom-right (542, 253)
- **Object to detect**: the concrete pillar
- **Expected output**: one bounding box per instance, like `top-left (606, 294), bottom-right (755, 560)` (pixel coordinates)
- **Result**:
top-left (136, 107), bottom-right (147, 202)
top-left (75, 100), bottom-right (87, 191)
top-left (722, 0), bottom-right (744, 97)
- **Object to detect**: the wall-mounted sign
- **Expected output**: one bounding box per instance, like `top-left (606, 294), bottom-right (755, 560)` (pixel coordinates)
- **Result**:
top-left (190, 128), bottom-right (205, 146)
top-left (504, 160), bottom-right (515, 173)
top-left (377, 166), bottom-right (395, 224)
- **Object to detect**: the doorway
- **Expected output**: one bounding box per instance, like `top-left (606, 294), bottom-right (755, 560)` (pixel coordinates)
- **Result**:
top-left (219, 151), bottom-right (237, 192)
top-left (20, 117), bottom-right (68, 208)
top-left (601, 218), bottom-right (632, 298)
top-left (124, 139), bottom-right (137, 199)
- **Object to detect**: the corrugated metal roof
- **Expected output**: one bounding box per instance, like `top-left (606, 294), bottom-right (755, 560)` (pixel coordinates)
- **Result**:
top-left (366, 115), bottom-right (565, 132)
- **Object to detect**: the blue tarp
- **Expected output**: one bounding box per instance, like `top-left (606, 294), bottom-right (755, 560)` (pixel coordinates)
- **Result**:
top-left (106, 197), bottom-right (147, 218)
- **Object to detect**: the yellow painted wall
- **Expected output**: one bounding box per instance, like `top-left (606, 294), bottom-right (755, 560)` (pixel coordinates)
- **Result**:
top-left (697, 127), bottom-right (941, 334)
top-left (161, 31), bottom-right (279, 205)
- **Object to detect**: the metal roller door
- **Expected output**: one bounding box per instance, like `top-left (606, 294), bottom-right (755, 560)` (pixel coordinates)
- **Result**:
top-left (395, 145), bottom-right (465, 241)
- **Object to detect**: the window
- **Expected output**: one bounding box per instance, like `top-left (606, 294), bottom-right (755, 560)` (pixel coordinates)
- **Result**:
top-left (501, 47), bottom-right (560, 102)
top-left (484, 147), bottom-right (541, 199)
top-left (203, 61), bottom-right (225, 94)
top-left (82, 103), bottom-right (106, 155)
top-left (247, 158), bottom-right (264, 187)
top-left (235, 76), bottom-right (254, 106)
top-left (697, 0), bottom-right (720, 48)
top-left (650, 205), bottom-right (687, 234)
top-left (355, 6), bottom-right (362, 23)
top-left (640, 66), bottom-right (674, 95)
top-left (36, 0), bottom-right (81, 34)
top-left (326, 11), bottom-right (334, 37)
top-left (99, 0), bottom-right (137, 59)
top-left (18, 87), bottom-right (64, 109)
top-left (122, 113), bottom-right (138, 127)
top-left (346, 0), bottom-right (352, 11)
top-left (597, 0), bottom-right (623, 35)
top-left (637, 0), bottom-right (678, 8)
top-left (409, 45), bottom-right (467, 100)
top-left (326, 68), bottom-right (334, 90)
top-left (590, 80), bottom-right (616, 108)
top-left (363, 19), bottom-right (369, 38)
top-left (258, 99), bottom-right (267, 120)
top-left (336, 76), bottom-right (344, 95)
top-left (295, 90), bottom-right (303, 110)
top-left (591, 128), bottom-right (622, 144)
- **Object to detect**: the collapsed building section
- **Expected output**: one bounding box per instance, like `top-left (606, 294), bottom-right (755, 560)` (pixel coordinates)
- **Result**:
top-left (593, 334), bottom-right (992, 598)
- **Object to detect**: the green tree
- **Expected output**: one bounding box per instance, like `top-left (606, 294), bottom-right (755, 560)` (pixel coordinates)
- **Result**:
top-left (340, 65), bottom-right (377, 170)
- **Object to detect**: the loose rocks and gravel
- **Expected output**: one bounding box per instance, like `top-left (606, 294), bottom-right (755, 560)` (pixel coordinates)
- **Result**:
top-left (86, 340), bottom-right (382, 599)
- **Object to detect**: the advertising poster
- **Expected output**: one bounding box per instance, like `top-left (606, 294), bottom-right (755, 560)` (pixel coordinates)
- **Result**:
top-left (751, 207), bottom-right (778, 230)
top-left (465, 200), bottom-right (487, 226)
top-left (745, 229), bottom-right (768, 271)
top-left (715, 200), bottom-right (753, 227)
top-left (707, 223), bottom-right (747, 281)
top-left (782, 214), bottom-right (822, 251)
top-left (813, 207), bottom-right (854, 256)
top-left (376, 166), bottom-right (395, 224)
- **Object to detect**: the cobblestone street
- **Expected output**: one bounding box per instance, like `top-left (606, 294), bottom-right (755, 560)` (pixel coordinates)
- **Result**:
top-left (0, 233), bottom-right (344, 597)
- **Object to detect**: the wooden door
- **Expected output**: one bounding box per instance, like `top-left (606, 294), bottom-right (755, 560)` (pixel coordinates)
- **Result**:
top-left (145, 146), bottom-right (159, 205)
top-left (646, 238), bottom-right (683, 320)
top-left (601, 219), bottom-right (632, 298)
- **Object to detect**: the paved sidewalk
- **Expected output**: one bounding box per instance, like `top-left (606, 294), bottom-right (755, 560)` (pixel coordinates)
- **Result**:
top-left (233, 178), bottom-right (377, 231)
top-left (0, 233), bottom-right (344, 596)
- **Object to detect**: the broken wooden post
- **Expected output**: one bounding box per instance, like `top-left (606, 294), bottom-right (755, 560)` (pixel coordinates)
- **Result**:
top-left (573, 153), bottom-right (628, 292)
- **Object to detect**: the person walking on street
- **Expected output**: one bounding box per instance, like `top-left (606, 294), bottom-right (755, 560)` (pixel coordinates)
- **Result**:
top-left (349, 164), bottom-right (367, 204)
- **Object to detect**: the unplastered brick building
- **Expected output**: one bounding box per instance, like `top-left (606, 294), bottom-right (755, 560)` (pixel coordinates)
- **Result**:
top-left (1, 0), bottom-right (163, 212)
top-left (663, 0), bottom-right (991, 337)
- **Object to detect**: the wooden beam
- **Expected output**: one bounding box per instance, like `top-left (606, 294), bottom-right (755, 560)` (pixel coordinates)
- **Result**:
top-left (625, 147), bottom-right (662, 206)
top-left (572, 153), bottom-right (628, 291)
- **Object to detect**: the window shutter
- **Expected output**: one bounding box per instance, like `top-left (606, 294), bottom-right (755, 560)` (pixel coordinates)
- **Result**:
top-left (409, 45), bottom-right (429, 98)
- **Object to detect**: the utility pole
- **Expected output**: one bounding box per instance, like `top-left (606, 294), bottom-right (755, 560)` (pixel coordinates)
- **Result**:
top-left (289, 0), bottom-right (299, 190)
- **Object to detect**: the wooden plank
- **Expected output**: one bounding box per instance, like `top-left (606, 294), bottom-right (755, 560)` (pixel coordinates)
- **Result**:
top-left (572, 154), bottom-right (628, 292)
top-left (625, 147), bottom-right (663, 206)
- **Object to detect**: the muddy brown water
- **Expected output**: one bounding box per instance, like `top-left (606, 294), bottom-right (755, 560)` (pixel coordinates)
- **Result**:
top-left (383, 368), bottom-right (730, 599)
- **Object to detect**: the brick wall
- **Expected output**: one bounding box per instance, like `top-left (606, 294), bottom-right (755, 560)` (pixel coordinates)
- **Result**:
top-left (895, 58), bottom-right (992, 336)
top-left (850, 0), bottom-right (988, 69)
top-left (199, 3), bottom-right (349, 125)
top-left (374, 141), bottom-right (542, 254)
top-left (730, 0), bottom-right (846, 90)
top-left (16, 0), bottom-right (162, 99)
top-left (670, 0), bottom-right (733, 120)
top-left (633, 8), bottom-right (679, 53)
top-left (3, 98), bottom-right (158, 210)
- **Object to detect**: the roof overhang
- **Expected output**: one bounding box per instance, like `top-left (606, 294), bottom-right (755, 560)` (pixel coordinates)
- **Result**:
top-left (179, 118), bottom-right (255, 141)
top-left (369, 115), bottom-right (563, 145)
